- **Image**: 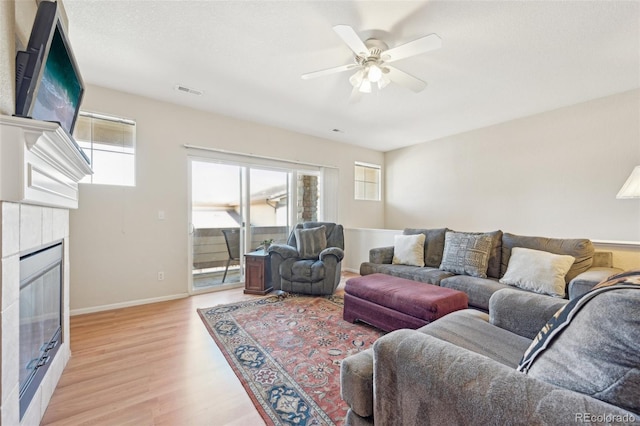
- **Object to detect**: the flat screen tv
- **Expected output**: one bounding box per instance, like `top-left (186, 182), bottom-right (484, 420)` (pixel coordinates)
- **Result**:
top-left (15, 0), bottom-right (84, 136)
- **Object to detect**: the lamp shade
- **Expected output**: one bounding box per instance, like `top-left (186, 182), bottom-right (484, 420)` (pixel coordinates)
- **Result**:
top-left (616, 166), bottom-right (640, 199)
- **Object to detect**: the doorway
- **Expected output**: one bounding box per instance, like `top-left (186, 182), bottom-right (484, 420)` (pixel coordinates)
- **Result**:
top-left (189, 159), bottom-right (293, 292)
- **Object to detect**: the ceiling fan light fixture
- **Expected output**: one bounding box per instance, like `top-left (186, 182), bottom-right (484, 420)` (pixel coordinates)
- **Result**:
top-left (378, 74), bottom-right (391, 90)
top-left (359, 78), bottom-right (372, 93)
top-left (349, 70), bottom-right (364, 87)
top-left (367, 64), bottom-right (383, 83)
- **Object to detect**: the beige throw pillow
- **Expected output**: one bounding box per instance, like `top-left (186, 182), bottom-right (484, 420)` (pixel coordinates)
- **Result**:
top-left (500, 247), bottom-right (575, 297)
top-left (392, 234), bottom-right (426, 267)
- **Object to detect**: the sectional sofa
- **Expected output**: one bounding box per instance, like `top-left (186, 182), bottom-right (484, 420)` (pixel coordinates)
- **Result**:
top-left (359, 228), bottom-right (621, 311)
top-left (341, 270), bottom-right (640, 425)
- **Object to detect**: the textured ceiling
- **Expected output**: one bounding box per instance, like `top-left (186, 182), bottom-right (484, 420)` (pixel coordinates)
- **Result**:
top-left (62, 0), bottom-right (640, 152)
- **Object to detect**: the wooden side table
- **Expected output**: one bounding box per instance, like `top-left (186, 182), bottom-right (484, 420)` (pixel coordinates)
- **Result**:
top-left (244, 250), bottom-right (272, 295)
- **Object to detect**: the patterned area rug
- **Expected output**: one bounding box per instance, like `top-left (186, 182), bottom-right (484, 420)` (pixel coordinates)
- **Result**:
top-left (197, 293), bottom-right (383, 425)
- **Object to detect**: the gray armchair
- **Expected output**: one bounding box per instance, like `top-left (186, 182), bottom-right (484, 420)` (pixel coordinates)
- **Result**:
top-left (268, 222), bottom-right (344, 295)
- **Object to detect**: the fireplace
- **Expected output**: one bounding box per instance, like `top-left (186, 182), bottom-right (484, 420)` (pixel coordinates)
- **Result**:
top-left (1, 116), bottom-right (92, 425)
top-left (19, 241), bottom-right (63, 419)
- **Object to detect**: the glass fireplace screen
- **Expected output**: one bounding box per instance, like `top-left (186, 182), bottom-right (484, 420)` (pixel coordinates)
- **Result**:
top-left (19, 241), bottom-right (63, 419)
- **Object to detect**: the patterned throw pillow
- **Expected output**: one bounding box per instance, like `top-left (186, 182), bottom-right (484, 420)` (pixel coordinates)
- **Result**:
top-left (392, 234), bottom-right (426, 267)
top-left (499, 247), bottom-right (575, 297)
top-left (518, 269), bottom-right (640, 415)
top-left (439, 231), bottom-right (493, 278)
top-left (294, 225), bottom-right (327, 259)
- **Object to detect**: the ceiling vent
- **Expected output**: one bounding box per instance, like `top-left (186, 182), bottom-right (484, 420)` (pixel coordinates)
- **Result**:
top-left (175, 85), bottom-right (203, 96)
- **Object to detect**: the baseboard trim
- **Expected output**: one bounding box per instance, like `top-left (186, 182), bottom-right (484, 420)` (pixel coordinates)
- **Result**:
top-left (70, 293), bottom-right (189, 316)
top-left (343, 267), bottom-right (360, 274)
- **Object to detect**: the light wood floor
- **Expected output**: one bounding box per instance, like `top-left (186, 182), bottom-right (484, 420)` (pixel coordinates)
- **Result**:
top-left (41, 274), bottom-right (353, 426)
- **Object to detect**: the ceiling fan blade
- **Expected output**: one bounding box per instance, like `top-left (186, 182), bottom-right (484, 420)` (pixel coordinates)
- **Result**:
top-left (301, 63), bottom-right (359, 80)
top-left (386, 66), bottom-right (427, 92)
top-left (333, 24), bottom-right (370, 57)
top-left (382, 33), bottom-right (442, 63)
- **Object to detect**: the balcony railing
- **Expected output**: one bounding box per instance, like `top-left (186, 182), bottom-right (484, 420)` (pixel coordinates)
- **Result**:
top-left (192, 226), bottom-right (288, 270)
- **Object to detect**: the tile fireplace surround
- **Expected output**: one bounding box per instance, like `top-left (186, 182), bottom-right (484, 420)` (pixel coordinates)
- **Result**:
top-left (0, 115), bottom-right (91, 425)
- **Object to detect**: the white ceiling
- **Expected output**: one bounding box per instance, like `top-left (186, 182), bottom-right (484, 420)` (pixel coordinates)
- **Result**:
top-left (62, 1), bottom-right (640, 152)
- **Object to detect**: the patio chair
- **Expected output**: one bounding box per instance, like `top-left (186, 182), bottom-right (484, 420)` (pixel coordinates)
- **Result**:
top-left (221, 228), bottom-right (241, 283)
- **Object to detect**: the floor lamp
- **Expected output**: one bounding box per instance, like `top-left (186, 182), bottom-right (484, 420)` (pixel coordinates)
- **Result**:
top-left (616, 166), bottom-right (640, 199)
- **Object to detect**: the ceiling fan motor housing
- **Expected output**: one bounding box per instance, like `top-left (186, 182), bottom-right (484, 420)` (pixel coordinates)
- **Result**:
top-left (356, 38), bottom-right (389, 63)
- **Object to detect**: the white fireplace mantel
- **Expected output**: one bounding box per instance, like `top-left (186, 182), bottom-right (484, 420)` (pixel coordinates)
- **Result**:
top-left (1, 115), bottom-right (88, 424)
top-left (0, 115), bottom-right (92, 209)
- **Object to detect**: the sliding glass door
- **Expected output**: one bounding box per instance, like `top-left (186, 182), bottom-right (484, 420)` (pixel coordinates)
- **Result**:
top-left (247, 168), bottom-right (290, 257)
top-left (189, 159), bottom-right (297, 293)
top-left (191, 161), bottom-right (245, 291)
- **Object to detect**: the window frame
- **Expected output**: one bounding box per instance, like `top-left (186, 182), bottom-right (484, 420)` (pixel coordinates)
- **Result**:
top-left (74, 111), bottom-right (136, 187)
top-left (354, 161), bottom-right (382, 201)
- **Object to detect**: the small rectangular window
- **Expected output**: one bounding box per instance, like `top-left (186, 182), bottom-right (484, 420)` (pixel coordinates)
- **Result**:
top-left (73, 112), bottom-right (136, 186)
top-left (354, 162), bottom-right (381, 201)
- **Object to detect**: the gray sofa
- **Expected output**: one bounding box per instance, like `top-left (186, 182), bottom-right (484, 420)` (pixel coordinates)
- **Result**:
top-left (360, 228), bottom-right (621, 311)
top-left (341, 281), bottom-right (640, 425)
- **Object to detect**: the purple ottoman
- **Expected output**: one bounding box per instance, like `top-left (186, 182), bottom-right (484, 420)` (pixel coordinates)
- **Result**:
top-left (343, 273), bottom-right (468, 332)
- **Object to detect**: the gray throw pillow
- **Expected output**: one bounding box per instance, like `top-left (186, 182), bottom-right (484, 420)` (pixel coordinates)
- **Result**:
top-left (294, 225), bottom-right (327, 259)
top-left (439, 231), bottom-right (493, 278)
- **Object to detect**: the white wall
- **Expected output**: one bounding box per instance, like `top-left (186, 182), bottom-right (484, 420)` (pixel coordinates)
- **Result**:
top-left (385, 90), bottom-right (640, 243)
top-left (343, 227), bottom-right (400, 272)
top-left (69, 84), bottom-right (384, 312)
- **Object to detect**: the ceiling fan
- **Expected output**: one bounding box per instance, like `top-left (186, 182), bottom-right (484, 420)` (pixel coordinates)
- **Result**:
top-left (302, 25), bottom-right (442, 100)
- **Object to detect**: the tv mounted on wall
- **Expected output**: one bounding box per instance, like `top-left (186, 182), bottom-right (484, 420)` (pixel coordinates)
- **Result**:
top-left (15, 0), bottom-right (84, 136)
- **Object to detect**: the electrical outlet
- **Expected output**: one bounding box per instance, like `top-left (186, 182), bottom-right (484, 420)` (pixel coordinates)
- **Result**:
top-left (157, 271), bottom-right (165, 281)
